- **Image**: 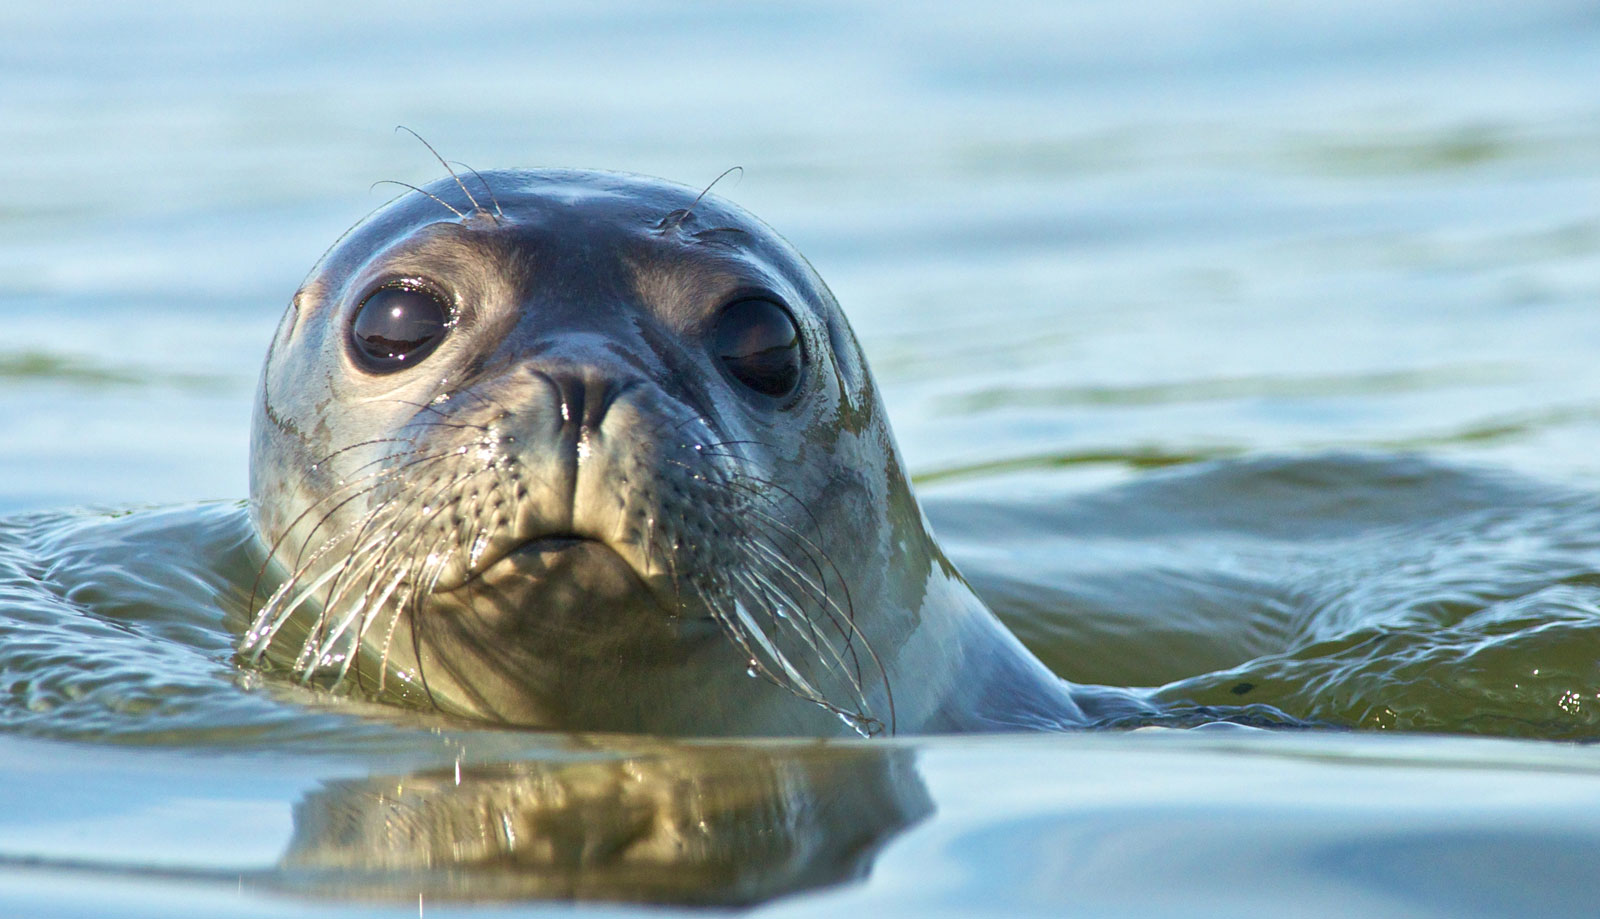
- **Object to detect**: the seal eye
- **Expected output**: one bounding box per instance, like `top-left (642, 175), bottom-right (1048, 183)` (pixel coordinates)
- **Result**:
top-left (713, 298), bottom-right (803, 399)
top-left (350, 284), bottom-right (452, 371)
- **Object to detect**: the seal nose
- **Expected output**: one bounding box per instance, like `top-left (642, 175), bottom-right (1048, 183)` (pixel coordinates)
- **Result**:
top-left (539, 369), bottom-right (631, 435)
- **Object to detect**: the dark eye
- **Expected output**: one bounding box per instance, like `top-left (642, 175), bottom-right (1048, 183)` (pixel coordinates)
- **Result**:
top-left (713, 298), bottom-right (803, 399)
top-left (350, 283), bottom-right (452, 372)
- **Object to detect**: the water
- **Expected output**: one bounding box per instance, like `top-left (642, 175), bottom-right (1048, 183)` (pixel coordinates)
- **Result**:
top-left (4, 0), bottom-right (1600, 914)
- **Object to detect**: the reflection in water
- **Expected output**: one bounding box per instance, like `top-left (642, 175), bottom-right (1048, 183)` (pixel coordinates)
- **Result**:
top-left (277, 742), bottom-right (932, 907)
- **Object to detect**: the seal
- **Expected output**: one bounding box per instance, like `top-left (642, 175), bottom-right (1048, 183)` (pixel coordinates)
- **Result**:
top-left (243, 167), bottom-right (1090, 737)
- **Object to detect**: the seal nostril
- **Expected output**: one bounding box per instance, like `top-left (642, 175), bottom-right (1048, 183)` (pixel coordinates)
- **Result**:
top-left (542, 372), bottom-right (631, 433)
top-left (560, 378), bottom-right (584, 426)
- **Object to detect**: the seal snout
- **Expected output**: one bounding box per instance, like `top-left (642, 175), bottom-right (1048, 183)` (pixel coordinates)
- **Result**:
top-left (417, 361), bottom-right (692, 601)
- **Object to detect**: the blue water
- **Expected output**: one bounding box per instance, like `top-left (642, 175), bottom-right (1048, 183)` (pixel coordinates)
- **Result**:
top-left (4, 1), bottom-right (1600, 915)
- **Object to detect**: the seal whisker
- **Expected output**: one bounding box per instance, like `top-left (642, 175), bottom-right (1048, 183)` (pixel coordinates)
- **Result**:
top-left (730, 596), bottom-right (828, 702)
top-left (684, 537), bottom-right (881, 736)
top-left (661, 411), bottom-right (744, 443)
top-left (244, 519), bottom-right (376, 660)
top-left (338, 563), bottom-right (412, 690)
top-left (734, 503), bottom-right (858, 642)
top-left (288, 514), bottom-right (409, 679)
top-left (287, 447), bottom-right (481, 634)
top-left (271, 447), bottom-right (455, 576)
top-left (729, 565), bottom-right (860, 698)
top-left (393, 126), bottom-right (489, 221)
top-left (656, 166), bottom-right (744, 232)
top-left (372, 572), bottom-right (413, 694)
top-left (647, 435), bottom-right (889, 727)
top-left (256, 450), bottom-right (479, 679)
top-left (275, 450), bottom-right (465, 602)
top-left (315, 492), bottom-right (455, 695)
top-left (716, 468), bottom-right (842, 563)
top-left (383, 399), bottom-right (497, 433)
top-left (716, 469), bottom-right (871, 689)
top-left (450, 160), bottom-right (505, 219)
top-left (729, 515), bottom-right (842, 632)
top-left (336, 502), bottom-right (442, 686)
top-left (736, 523), bottom-right (893, 733)
top-left (738, 536), bottom-right (865, 687)
top-left (394, 541), bottom-right (442, 713)
top-left (719, 477), bottom-right (841, 598)
top-left (320, 444), bottom-right (451, 485)
top-left (398, 518), bottom-right (478, 713)
top-left (247, 491), bottom-right (410, 653)
top-left (434, 384), bottom-right (520, 421)
top-left (321, 457), bottom-right (496, 624)
top-left (719, 584), bottom-right (883, 737)
top-left (685, 439), bottom-right (774, 452)
top-left (661, 461), bottom-right (847, 625)
top-left (307, 507), bottom-right (431, 680)
top-left (248, 471), bottom-right (393, 630)
top-left (370, 180), bottom-right (466, 219)
top-left (303, 437), bottom-right (436, 472)
top-left (685, 580), bottom-right (782, 689)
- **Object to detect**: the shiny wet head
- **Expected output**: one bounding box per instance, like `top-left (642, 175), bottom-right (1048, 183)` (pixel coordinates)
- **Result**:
top-left (244, 170), bottom-right (912, 736)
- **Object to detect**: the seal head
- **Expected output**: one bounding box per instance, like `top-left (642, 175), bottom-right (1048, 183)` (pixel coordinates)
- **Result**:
top-left (246, 169), bottom-right (1082, 736)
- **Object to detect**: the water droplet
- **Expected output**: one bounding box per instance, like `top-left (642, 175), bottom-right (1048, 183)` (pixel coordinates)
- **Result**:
top-left (838, 712), bottom-right (881, 739)
top-left (774, 606), bottom-right (788, 619)
top-left (746, 660), bottom-right (760, 678)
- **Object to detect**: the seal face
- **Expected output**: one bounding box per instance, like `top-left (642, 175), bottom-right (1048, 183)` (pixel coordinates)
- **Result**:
top-left (245, 168), bottom-right (1084, 737)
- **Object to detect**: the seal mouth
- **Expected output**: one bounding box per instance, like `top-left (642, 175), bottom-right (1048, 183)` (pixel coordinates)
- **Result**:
top-left (513, 533), bottom-right (593, 555)
top-left (438, 532), bottom-right (610, 592)
top-left (433, 531), bottom-right (723, 646)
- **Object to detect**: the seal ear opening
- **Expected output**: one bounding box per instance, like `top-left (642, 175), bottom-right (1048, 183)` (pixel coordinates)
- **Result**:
top-left (275, 292), bottom-right (304, 349)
